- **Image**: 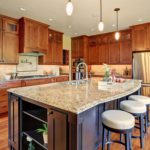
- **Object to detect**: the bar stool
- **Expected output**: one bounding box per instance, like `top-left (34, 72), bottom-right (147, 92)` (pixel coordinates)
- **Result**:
top-left (129, 95), bottom-right (150, 126)
top-left (120, 100), bottom-right (146, 148)
top-left (102, 110), bottom-right (135, 150)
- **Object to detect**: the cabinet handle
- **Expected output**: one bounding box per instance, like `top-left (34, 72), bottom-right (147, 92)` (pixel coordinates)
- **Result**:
top-left (48, 111), bottom-right (53, 115)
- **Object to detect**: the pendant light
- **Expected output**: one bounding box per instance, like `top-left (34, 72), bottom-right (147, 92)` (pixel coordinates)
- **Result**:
top-left (98, 0), bottom-right (104, 32)
top-left (66, 0), bottom-right (73, 16)
top-left (114, 8), bottom-right (120, 40)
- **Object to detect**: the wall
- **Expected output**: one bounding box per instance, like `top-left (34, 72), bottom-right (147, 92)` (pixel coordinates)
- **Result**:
top-left (63, 35), bottom-right (71, 50)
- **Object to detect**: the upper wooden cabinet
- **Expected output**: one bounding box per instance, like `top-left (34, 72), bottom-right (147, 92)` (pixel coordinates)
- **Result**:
top-left (0, 16), bottom-right (2, 62)
top-left (98, 35), bottom-right (109, 64)
top-left (0, 16), bottom-right (19, 64)
top-left (109, 34), bottom-right (120, 64)
top-left (71, 36), bottom-right (88, 63)
top-left (131, 23), bottom-right (150, 51)
top-left (88, 36), bottom-right (99, 64)
top-left (19, 17), bottom-right (49, 53)
top-left (40, 29), bottom-right (63, 65)
top-left (3, 17), bottom-right (18, 34)
top-left (120, 30), bottom-right (132, 64)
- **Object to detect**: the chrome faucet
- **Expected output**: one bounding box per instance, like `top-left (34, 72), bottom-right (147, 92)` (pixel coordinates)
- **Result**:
top-left (76, 62), bottom-right (88, 81)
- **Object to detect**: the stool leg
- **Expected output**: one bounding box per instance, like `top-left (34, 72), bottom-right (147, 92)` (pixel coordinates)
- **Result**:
top-left (139, 114), bottom-right (144, 148)
top-left (102, 127), bottom-right (107, 150)
top-left (145, 114), bottom-right (148, 133)
top-left (125, 133), bottom-right (130, 150)
top-left (107, 131), bottom-right (111, 150)
top-left (120, 134), bottom-right (123, 142)
top-left (147, 105), bottom-right (150, 126)
top-left (129, 132), bottom-right (132, 150)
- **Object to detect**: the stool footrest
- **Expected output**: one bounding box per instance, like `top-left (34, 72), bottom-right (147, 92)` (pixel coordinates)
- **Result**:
top-left (106, 140), bottom-right (125, 146)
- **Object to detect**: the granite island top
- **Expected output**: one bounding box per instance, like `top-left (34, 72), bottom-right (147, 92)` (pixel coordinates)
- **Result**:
top-left (8, 79), bottom-right (141, 114)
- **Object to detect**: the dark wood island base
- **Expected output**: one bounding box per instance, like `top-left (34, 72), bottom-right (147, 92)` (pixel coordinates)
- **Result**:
top-left (8, 89), bottom-right (140, 150)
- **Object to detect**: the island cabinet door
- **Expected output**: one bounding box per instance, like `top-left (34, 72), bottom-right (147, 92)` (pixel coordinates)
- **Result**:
top-left (48, 109), bottom-right (67, 150)
top-left (8, 95), bottom-right (20, 150)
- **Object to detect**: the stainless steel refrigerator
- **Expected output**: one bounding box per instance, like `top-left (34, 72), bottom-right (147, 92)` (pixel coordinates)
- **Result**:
top-left (133, 51), bottom-right (150, 96)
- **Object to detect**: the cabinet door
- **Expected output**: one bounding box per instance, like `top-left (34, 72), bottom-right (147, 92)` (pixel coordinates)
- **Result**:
top-left (120, 31), bottom-right (132, 64)
top-left (9, 95), bottom-right (19, 150)
top-left (3, 32), bottom-right (18, 63)
top-left (48, 110), bottom-right (67, 150)
top-left (55, 42), bottom-right (63, 64)
top-left (72, 38), bottom-right (78, 58)
top-left (37, 25), bottom-right (48, 52)
top-left (132, 24), bottom-right (148, 51)
top-left (24, 20), bottom-right (35, 49)
top-left (3, 18), bottom-right (18, 34)
top-left (88, 37), bottom-right (99, 64)
top-left (109, 36), bottom-right (120, 64)
top-left (98, 36), bottom-right (109, 64)
top-left (0, 17), bottom-right (2, 62)
top-left (147, 24), bottom-right (150, 50)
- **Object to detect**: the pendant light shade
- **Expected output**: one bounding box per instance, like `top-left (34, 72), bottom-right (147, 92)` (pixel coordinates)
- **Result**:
top-left (115, 31), bottom-right (120, 40)
top-left (66, 0), bottom-right (73, 16)
top-left (98, 21), bottom-right (104, 31)
top-left (114, 8), bottom-right (120, 40)
top-left (98, 0), bottom-right (104, 32)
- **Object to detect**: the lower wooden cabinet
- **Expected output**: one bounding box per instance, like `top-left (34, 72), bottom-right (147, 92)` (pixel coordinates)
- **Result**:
top-left (8, 95), bottom-right (20, 150)
top-left (0, 81), bottom-right (21, 114)
top-left (0, 76), bottom-right (68, 114)
top-left (48, 109), bottom-right (67, 150)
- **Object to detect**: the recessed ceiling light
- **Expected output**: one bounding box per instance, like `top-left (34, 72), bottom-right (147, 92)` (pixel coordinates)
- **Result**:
top-left (68, 25), bottom-right (72, 29)
top-left (75, 33), bottom-right (78, 35)
top-left (49, 18), bottom-right (53, 22)
top-left (112, 24), bottom-right (116, 27)
top-left (138, 19), bottom-right (142, 22)
top-left (20, 7), bottom-right (26, 11)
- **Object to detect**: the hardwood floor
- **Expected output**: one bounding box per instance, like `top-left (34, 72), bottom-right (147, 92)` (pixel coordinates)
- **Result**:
top-left (0, 114), bottom-right (150, 150)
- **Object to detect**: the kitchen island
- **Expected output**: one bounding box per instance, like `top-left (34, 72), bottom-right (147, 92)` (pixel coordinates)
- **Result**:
top-left (8, 79), bottom-right (141, 150)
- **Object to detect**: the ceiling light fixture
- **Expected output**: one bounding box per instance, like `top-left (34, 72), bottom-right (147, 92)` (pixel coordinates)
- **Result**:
top-left (138, 19), bottom-right (142, 22)
top-left (98, 0), bottom-right (104, 32)
top-left (48, 18), bottom-right (53, 22)
top-left (114, 8), bottom-right (120, 40)
top-left (20, 7), bottom-right (26, 11)
top-left (66, 0), bottom-right (73, 16)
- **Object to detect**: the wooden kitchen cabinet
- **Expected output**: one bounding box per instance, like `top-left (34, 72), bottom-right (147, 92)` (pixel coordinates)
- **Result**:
top-left (109, 34), bottom-right (120, 64)
top-left (8, 95), bottom-right (20, 150)
top-left (71, 36), bottom-right (88, 63)
top-left (146, 23), bottom-right (150, 50)
top-left (56, 76), bottom-right (69, 82)
top-left (48, 109), bottom-right (67, 150)
top-left (88, 36), bottom-right (99, 64)
top-left (0, 81), bottom-right (21, 114)
top-left (0, 16), bottom-right (19, 64)
top-left (19, 17), bottom-right (48, 54)
top-left (40, 29), bottom-right (63, 65)
top-left (3, 32), bottom-right (18, 63)
top-left (0, 16), bottom-right (2, 62)
top-left (120, 30), bottom-right (132, 64)
top-left (131, 23), bottom-right (149, 51)
top-left (98, 35), bottom-right (109, 64)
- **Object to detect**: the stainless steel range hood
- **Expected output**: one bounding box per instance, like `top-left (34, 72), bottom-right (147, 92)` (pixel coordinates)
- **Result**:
top-left (19, 51), bottom-right (45, 57)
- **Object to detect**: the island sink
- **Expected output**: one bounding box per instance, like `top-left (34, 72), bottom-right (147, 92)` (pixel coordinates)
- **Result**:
top-left (8, 79), bottom-right (141, 150)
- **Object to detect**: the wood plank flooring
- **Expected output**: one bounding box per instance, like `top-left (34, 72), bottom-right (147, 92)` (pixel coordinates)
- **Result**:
top-left (0, 114), bottom-right (150, 150)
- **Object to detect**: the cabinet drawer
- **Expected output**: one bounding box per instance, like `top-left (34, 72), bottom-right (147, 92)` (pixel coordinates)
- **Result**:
top-left (24, 78), bottom-right (49, 86)
top-left (56, 76), bottom-right (69, 82)
top-left (0, 100), bottom-right (8, 113)
top-left (2, 81), bottom-right (21, 89)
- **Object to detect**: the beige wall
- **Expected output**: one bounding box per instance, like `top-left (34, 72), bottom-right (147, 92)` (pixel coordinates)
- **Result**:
top-left (63, 35), bottom-right (71, 50)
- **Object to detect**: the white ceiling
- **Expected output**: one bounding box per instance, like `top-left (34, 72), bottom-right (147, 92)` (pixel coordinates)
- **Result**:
top-left (0, 0), bottom-right (150, 37)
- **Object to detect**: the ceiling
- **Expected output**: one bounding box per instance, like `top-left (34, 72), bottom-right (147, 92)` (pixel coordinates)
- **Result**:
top-left (0, 0), bottom-right (150, 37)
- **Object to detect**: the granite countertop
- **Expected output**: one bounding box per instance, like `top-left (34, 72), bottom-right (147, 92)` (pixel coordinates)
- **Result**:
top-left (8, 79), bottom-right (141, 114)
